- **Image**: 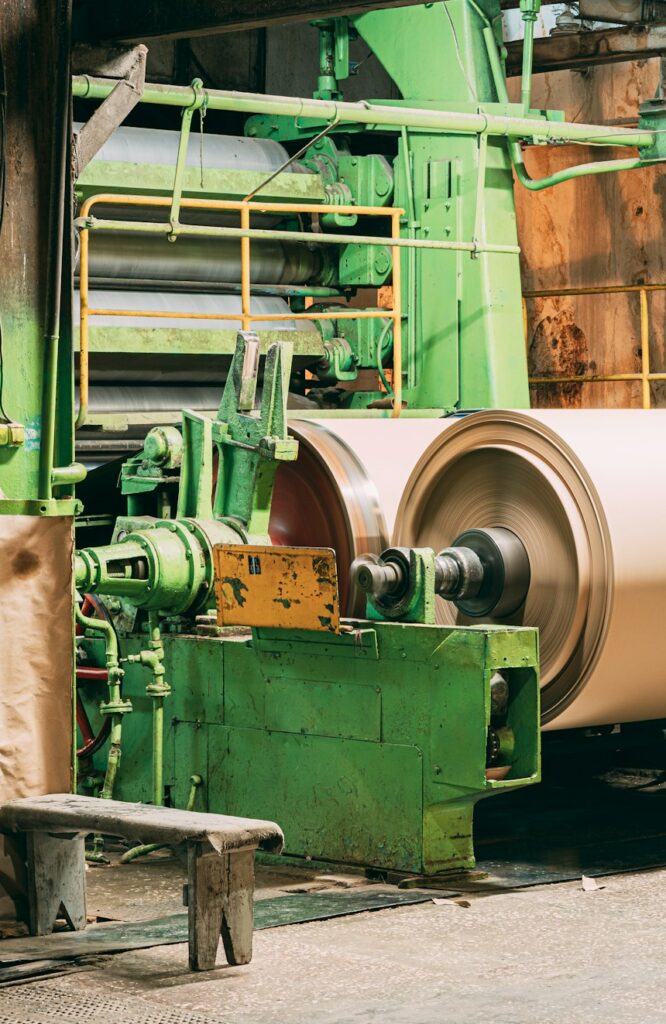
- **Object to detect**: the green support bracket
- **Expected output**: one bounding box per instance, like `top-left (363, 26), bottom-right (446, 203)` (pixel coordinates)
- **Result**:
top-left (121, 425), bottom-right (183, 516)
top-left (177, 412), bottom-right (214, 521)
top-left (213, 332), bottom-right (298, 538)
top-left (168, 77), bottom-right (206, 241)
top-left (118, 333), bottom-right (298, 534)
top-left (364, 548), bottom-right (438, 625)
top-left (312, 18), bottom-right (353, 101)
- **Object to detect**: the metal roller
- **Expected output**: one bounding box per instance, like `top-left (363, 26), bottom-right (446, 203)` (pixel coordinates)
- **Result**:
top-left (393, 409), bottom-right (666, 729)
top-left (278, 413), bottom-right (666, 730)
top-left (285, 418), bottom-right (449, 534)
top-left (74, 289), bottom-right (313, 332)
top-left (75, 123), bottom-right (325, 287)
top-left (75, 122), bottom-right (296, 174)
top-left (270, 420), bottom-right (390, 615)
top-left (84, 232), bottom-right (325, 286)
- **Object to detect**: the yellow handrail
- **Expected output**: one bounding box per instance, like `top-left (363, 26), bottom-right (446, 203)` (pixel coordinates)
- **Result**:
top-left (76, 193), bottom-right (405, 424)
top-left (523, 282), bottom-right (666, 410)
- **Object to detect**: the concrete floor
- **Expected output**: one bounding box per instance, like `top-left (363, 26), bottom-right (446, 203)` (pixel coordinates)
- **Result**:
top-left (12, 857), bottom-right (666, 1024)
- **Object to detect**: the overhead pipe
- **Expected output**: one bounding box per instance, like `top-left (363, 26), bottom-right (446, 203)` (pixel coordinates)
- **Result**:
top-left (468, 5), bottom-right (648, 191)
top-left (72, 75), bottom-right (655, 150)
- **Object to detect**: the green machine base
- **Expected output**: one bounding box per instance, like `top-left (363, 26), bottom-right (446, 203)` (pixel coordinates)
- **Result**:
top-left (79, 620), bottom-right (539, 875)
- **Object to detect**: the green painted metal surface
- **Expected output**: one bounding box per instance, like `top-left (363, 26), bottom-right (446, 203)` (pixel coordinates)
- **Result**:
top-left (246, 0), bottom-right (530, 410)
top-left (70, 5), bottom-right (552, 876)
top-left (80, 621), bottom-right (539, 874)
top-left (354, 1), bottom-right (529, 409)
top-left (77, 163), bottom-right (326, 205)
top-left (77, 327), bottom-right (324, 358)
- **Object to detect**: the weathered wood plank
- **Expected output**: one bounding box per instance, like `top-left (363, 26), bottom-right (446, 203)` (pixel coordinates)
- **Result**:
top-left (220, 849), bottom-right (255, 967)
top-left (187, 844), bottom-right (227, 971)
top-left (0, 795), bottom-right (283, 854)
top-left (186, 845), bottom-right (255, 970)
top-left (506, 24), bottom-right (666, 77)
top-left (26, 833), bottom-right (86, 936)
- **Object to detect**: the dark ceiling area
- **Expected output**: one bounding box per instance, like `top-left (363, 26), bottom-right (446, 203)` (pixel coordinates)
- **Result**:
top-left (73, 0), bottom-right (425, 43)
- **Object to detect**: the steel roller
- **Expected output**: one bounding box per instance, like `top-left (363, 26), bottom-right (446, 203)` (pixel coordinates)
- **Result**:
top-left (270, 420), bottom-right (391, 615)
top-left (76, 123), bottom-right (324, 287)
top-left (84, 232), bottom-right (325, 286)
top-left (74, 290), bottom-right (313, 332)
top-left (75, 122), bottom-right (295, 174)
top-left (394, 409), bottom-right (666, 729)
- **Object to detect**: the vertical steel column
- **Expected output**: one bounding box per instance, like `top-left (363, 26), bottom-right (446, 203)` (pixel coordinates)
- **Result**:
top-left (355, 0), bottom-right (530, 412)
top-left (0, 1), bottom-right (73, 505)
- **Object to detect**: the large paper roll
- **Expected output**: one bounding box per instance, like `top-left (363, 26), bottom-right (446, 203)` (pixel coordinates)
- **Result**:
top-left (279, 412), bottom-right (666, 730)
top-left (394, 410), bottom-right (666, 729)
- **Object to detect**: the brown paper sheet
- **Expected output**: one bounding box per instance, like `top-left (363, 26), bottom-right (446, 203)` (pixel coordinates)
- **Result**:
top-left (0, 516), bottom-right (73, 920)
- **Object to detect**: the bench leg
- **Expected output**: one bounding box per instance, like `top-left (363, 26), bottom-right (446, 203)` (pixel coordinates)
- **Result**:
top-left (187, 843), bottom-right (256, 971)
top-left (25, 832), bottom-right (86, 936)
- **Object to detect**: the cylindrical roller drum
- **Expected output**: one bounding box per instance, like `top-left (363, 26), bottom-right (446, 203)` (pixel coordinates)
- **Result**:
top-left (270, 420), bottom-right (392, 614)
top-left (84, 233), bottom-right (326, 287)
top-left (76, 122), bottom-right (294, 174)
top-left (394, 409), bottom-right (666, 729)
top-left (74, 290), bottom-right (313, 333)
top-left (285, 418), bottom-right (449, 535)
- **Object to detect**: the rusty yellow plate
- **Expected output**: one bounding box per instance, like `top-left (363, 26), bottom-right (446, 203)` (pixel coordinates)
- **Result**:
top-left (214, 545), bottom-right (340, 632)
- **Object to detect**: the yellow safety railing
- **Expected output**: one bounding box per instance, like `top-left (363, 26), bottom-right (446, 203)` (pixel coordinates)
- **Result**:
top-left (523, 283), bottom-right (666, 410)
top-left (75, 194), bottom-right (404, 427)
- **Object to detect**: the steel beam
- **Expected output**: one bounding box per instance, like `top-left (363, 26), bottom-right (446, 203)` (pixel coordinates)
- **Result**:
top-left (506, 24), bottom-right (666, 77)
top-left (76, 0), bottom-right (428, 43)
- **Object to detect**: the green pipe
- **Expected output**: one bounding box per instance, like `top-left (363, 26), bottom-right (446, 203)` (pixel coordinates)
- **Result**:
top-left (89, 278), bottom-right (343, 299)
top-left (119, 775), bottom-right (202, 864)
top-left (117, 612), bottom-right (171, 866)
top-left (520, 1), bottom-right (539, 112)
top-left (512, 154), bottom-right (643, 191)
top-left (52, 462), bottom-right (87, 487)
top-left (400, 127), bottom-right (418, 390)
top-left (475, 15), bottom-right (649, 191)
top-left (169, 78), bottom-right (205, 240)
top-left (72, 75), bottom-right (654, 150)
top-left (39, 340), bottom-right (60, 501)
top-left (39, 0), bottom-right (72, 501)
top-left (78, 216), bottom-right (521, 256)
top-left (126, 611), bottom-right (170, 807)
top-left (75, 603), bottom-right (129, 806)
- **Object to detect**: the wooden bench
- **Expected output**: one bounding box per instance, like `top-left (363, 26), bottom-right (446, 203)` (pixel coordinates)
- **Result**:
top-left (0, 794), bottom-right (283, 971)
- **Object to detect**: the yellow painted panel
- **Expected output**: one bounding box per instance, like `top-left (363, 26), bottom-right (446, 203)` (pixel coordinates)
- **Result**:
top-left (214, 545), bottom-right (340, 632)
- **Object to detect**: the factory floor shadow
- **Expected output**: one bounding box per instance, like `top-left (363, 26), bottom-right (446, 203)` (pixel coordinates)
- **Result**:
top-left (473, 723), bottom-right (666, 886)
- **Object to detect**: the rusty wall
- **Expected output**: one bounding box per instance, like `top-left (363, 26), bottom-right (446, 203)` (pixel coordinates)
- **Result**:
top-left (509, 60), bottom-right (665, 409)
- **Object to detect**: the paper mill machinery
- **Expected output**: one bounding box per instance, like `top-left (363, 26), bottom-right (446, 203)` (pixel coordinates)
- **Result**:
top-left (3, 0), bottom-right (666, 883)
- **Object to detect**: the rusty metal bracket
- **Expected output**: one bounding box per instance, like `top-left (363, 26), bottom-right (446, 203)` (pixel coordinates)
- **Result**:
top-left (73, 44), bottom-right (147, 175)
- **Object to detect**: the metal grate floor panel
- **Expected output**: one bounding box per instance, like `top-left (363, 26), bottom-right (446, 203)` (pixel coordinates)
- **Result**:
top-left (0, 982), bottom-right (223, 1024)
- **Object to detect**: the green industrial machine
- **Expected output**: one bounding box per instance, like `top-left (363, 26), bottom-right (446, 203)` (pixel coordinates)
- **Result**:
top-left (76, 332), bottom-right (540, 874)
top-left (67, 0), bottom-right (666, 874)
top-left (4, 0), bottom-right (666, 884)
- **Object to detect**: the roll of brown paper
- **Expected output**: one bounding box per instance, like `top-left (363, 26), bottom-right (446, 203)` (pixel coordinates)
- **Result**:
top-left (395, 410), bottom-right (666, 729)
top-left (274, 412), bottom-right (666, 729)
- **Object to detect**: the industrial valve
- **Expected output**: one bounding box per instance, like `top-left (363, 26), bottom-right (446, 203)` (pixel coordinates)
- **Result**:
top-left (352, 527), bottom-right (530, 624)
